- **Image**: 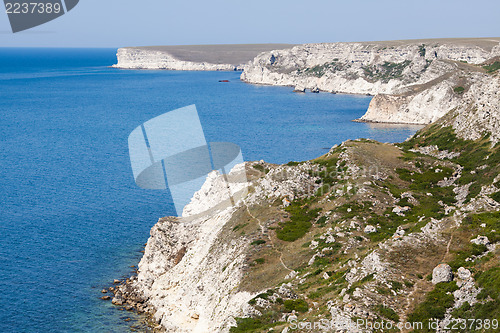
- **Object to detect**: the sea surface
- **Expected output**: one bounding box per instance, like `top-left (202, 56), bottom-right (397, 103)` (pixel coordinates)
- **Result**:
top-left (0, 48), bottom-right (422, 332)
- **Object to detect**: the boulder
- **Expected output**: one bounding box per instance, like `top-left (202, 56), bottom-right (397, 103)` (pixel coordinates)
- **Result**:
top-left (432, 264), bottom-right (453, 284)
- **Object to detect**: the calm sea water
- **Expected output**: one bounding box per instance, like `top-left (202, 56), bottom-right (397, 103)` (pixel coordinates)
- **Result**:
top-left (0, 48), bottom-right (421, 332)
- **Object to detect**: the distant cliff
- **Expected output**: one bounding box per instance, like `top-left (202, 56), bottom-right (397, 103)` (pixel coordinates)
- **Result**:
top-left (113, 39), bottom-right (500, 125)
top-left (112, 44), bottom-right (295, 71)
top-left (241, 38), bottom-right (500, 124)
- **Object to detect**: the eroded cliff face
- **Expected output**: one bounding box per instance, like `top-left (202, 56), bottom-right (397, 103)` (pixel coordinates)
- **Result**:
top-left (241, 39), bottom-right (500, 124)
top-left (113, 48), bottom-right (239, 71)
top-left (113, 164), bottom-right (322, 332)
top-left (113, 120), bottom-right (500, 332)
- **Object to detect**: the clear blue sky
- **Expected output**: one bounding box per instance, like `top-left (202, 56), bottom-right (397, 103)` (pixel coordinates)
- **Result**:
top-left (1, 0), bottom-right (499, 48)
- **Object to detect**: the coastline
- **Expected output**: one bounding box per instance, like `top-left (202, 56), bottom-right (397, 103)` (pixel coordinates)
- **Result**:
top-left (106, 39), bottom-right (500, 332)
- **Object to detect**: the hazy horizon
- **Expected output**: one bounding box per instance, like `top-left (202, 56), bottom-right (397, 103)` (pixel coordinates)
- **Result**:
top-left (1, 0), bottom-right (499, 48)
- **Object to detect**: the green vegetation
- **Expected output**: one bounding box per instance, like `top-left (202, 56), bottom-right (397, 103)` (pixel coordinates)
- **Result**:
top-left (460, 208), bottom-right (500, 244)
top-left (277, 200), bottom-right (321, 241)
top-left (401, 125), bottom-right (500, 201)
top-left (230, 312), bottom-right (284, 333)
top-left (419, 44), bottom-right (426, 57)
top-left (283, 299), bottom-right (309, 313)
top-left (408, 282), bottom-right (459, 332)
top-left (254, 258), bottom-right (265, 264)
top-left (374, 305), bottom-right (400, 322)
top-left (362, 61), bottom-right (411, 83)
top-left (251, 239), bottom-right (266, 246)
top-left (316, 215), bottom-right (328, 227)
top-left (347, 273), bottom-right (374, 294)
top-left (252, 164), bottom-right (269, 174)
top-left (483, 61), bottom-right (500, 73)
top-left (233, 223), bottom-right (248, 232)
top-left (451, 267), bottom-right (500, 331)
top-left (302, 60), bottom-right (348, 77)
top-left (454, 86), bottom-right (465, 94)
top-left (490, 191), bottom-right (500, 203)
top-left (448, 242), bottom-right (487, 270)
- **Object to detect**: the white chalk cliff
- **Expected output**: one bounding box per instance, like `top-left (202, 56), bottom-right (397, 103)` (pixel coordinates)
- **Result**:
top-left (114, 39), bottom-right (500, 125)
top-left (113, 48), bottom-right (240, 71)
top-left (114, 163), bottom-right (321, 332)
top-left (241, 40), bottom-right (500, 125)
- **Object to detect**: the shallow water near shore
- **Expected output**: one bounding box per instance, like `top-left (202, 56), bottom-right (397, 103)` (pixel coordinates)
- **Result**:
top-left (0, 48), bottom-right (421, 332)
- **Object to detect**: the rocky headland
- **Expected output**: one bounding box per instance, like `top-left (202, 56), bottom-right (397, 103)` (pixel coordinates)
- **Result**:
top-left (112, 44), bottom-right (295, 71)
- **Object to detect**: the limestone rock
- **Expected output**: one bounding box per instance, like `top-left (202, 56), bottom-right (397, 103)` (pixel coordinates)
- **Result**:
top-left (432, 264), bottom-right (453, 284)
top-left (470, 235), bottom-right (489, 246)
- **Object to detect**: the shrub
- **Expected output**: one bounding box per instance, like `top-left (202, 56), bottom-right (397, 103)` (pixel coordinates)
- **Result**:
top-left (283, 299), bottom-right (309, 313)
top-left (374, 305), bottom-right (400, 322)
top-left (251, 239), bottom-right (266, 246)
top-left (483, 61), bottom-right (500, 73)
top-left (277, 201), bottom-right (321, 242)
top-left (454, 86), bottom-right (465, 94)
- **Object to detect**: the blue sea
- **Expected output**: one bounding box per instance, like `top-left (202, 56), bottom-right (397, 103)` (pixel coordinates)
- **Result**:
top-left (0, 48), bottom-right (421, 332)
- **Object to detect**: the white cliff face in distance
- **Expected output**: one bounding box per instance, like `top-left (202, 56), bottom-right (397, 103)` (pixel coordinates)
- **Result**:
top-left (112, 44), bottom-right (296, 71)
top-left (241, 38), bottom-right (500, 124)
top-left (113, 39), bottom-right (500, 125)
top-left (113, 48), bottom-right (239, 71)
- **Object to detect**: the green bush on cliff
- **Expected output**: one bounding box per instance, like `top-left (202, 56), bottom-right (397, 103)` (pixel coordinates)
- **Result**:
top-left (400, 125), bottom-right (500, 201)
top-left (374, 304), bottom-right (400, 322)
top-left (283, 299), bottom-right (309, 313)
top-left (277, 201), bottom-right (321, 242)
top-left (483, 61), bottom-right (500, 73)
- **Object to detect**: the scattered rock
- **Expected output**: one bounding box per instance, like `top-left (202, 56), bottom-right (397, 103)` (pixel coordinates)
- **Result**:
top-left (285, 271), bottom-right (298, 280)
top-left (392, 205), bottom-right (410, 216)
top-left (111, 297), bottom-right (124, 305)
